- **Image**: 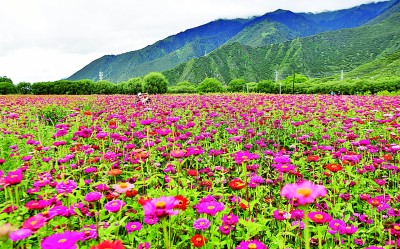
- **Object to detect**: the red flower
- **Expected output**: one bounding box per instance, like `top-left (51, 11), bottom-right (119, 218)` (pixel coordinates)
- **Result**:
top-left (382, 154), bottom-right (393, 161)
top-left (229, 179), bottom-right (246, 190)
top-left (191, 234), bottom-right (207, 248)
top-left (138, 196), bottom-right (152, 206)
top-left (125, 189), bottom-right (138, 198)
top-left (90, 240), bottom-right (125, 249)
top-left (307, 155), bottom-right (319, 162)
top-left (239, 202), bottom-right (248, 210)
top-left (187, 169), bottom-right (198, 177)
top-left (175, 195), bottom-right (189, 210)
top-left (325, 163), bottom-right (343, 172)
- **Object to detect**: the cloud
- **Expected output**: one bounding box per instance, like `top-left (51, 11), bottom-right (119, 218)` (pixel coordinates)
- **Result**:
top-left (0, 0), bottom-right (389, 83)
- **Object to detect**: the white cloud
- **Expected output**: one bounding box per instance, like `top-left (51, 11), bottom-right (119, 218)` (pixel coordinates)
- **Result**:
top-left (0, 0), bottom-right (390, 83)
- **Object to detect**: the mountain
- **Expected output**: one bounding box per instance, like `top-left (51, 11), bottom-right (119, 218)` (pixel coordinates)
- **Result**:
top-left (163, 3), bottom-right (400, 84)
top-left (67, 0), bottom-right (397, 83)
top-left (68, 19), bottom-right (249, 82)
top-left (227, 10), bottom-right (325, 47)
top-left (346, 50), bottom-right (400, 78)
top-left (300, 0), bottom-right (395, 30)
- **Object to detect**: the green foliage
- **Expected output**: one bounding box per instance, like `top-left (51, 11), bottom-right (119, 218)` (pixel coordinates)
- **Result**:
top-left (197, 78), bottom-right (223, 93)
top-left (16, 82), bottom-right (32, 94)
top-left (228, 79), bottom-right (246, 92)
top-left (118, 78), bottom-right (143, 94)
top-left (143, 72), bottom-right (168, 94)
top-left (37, 105), bottom-right (69, 126)
top-left (168, 81), bottom-right (198, 93)
top-left (92, 81), bottom-right (116, 94)
top-left (284, 73), bottom-right (309, 84)
top-left (247, 82), bottom-right (258, 92)
top-left (0, 81), bottom-right (16, 95)
top-left (0, 76), bottom-right (13, 84)
top-left (257, 80), bottom-right (276, 93)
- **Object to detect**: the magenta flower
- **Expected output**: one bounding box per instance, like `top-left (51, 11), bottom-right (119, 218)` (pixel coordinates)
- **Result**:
top-left (221, 213), bottom-right (239, 225)
top-left (193, 218), bottom-right (211, 231)
top-left (341, 224), bottom-right (358, 235)
top-left (41, 231), bottom-right (83, 249)
top-left (280, 180), bottom-right (327, 205)
top-left (219, 225), bottom-right (232, 235)
top-left (4, 169), bottom-right (23, 185)
top-left (84, 191), bottom-right (103, 202)
top-left (328, 219), bottom-right (346, 234)
top-left (104, 200), bottom-right (126, 213)
top-left (138, 242), bottom-right (151, 249)
top-left (8, 228), bottom-right (32, 242)
top-left (55, 180), bottom-right (77, 194)
top-left (143, 196), bottom-right (179, 218)
top-left (125, 222), bottom-right (142, 233)
top-left (195, 201), bottom-right (224, 216)
top-left (273, 164), bottom-right (296, 173)
top-left (235, 239), bottom-right (268, 249)
top-left (273, 210), bottom-right (287, 220)
top-left (308, 211), bottom-right (332, 224)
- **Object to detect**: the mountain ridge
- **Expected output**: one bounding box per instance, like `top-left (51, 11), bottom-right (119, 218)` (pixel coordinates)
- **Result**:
top-left (67, 0), bottom-right (398, 83)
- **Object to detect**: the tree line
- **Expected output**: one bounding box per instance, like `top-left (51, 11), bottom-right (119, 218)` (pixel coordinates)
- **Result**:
top-left (1, 74), bottom-right (400, 95)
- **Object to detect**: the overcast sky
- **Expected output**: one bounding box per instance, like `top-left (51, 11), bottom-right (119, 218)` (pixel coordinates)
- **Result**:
top-left (0, 0), bottom-right (389, 83)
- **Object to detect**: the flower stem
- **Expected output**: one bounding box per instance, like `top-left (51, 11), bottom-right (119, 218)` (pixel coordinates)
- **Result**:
top-left (162, 218), bottom-right (170, 249)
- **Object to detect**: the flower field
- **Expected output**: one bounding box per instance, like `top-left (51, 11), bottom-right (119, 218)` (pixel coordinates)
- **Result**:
top-left (0, 94), bottom-right (400, 249)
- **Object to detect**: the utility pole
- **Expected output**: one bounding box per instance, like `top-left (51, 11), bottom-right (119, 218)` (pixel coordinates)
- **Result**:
top-left (275, 71), bottom-right (281, 94)
top-left (340, 70), bottom-right (344, 81)
top-left (292, 71), bottom-right (295, 94)
top-left (99, 71), bottom-right (104, 81)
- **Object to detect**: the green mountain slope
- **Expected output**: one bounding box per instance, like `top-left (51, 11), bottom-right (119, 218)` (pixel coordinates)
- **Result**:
top-left (163, 6), bottom-right (400, 84)
top-left (346, 50), bottom-right (400, 78)
top-left (67, 1), bottom-right (394, 83)
top-left (67, 19), bottom-right (249, 82)
top-left (228, 10), bottom-right (325, 47)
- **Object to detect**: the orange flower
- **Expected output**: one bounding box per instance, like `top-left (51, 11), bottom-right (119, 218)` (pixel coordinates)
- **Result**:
top-left (83, 111), bottom-right (92, 116)
top-left (108, 169), bottom-right (122, 176)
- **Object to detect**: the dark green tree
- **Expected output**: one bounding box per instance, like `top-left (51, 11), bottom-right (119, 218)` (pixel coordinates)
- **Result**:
top-left (0, 82), bottom-right (17, 94)
top-left (16, 82), bottom-right (32, 94)
top-left (228, 79), bottom-right (246, 92)
top-left (0, 76), bottom-right (13, 84)
top-left (257, 80), bottom-right (275, 93)
top-left (123, 78), bottom-right (143, 94)
top-left (143, 72), bottom-right (168, 94)
top-left (197, 77), bottom-right (223, 93)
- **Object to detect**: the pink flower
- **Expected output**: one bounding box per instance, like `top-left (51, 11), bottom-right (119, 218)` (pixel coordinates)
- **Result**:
top-left (22, 215), bottom-right (47, 231)
top-left (143, 196), bottom-right (179, 218)
top-left (104, 200), bottom-right (126, 213)
top-left (41, 231), bottom-right (83, 249)
top-left (112, 182), bottom-right (134, 193)
top-left (280, 180), bottom-right (327, 205)
top-left (4, 169), bottom-right (23, 185)
top-left (308, 211), bottom-right (332, 224)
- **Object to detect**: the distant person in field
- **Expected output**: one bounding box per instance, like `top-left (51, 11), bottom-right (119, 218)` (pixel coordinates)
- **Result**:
top-left (136, 92), bottom-right (151, 104)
